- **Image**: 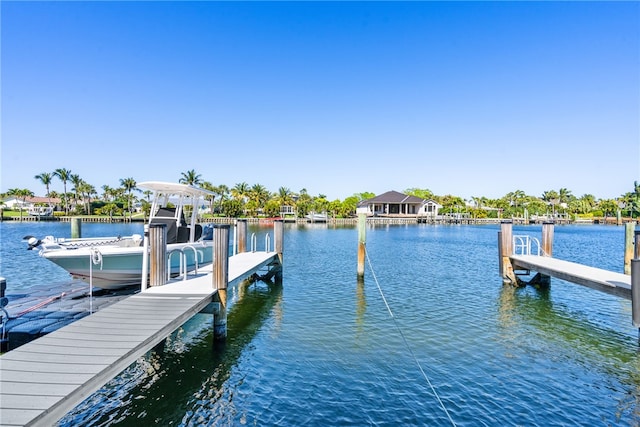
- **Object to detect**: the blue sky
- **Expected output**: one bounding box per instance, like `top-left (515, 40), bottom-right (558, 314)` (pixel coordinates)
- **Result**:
top-left (2, 1), bottom-right (639, 201)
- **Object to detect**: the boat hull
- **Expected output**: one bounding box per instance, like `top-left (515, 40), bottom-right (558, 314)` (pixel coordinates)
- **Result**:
top-left (41, 243), bottom-right (214, 289)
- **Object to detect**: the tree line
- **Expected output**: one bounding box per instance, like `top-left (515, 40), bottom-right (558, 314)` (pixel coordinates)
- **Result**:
top-left (2, 168), bottom-right (640, 220)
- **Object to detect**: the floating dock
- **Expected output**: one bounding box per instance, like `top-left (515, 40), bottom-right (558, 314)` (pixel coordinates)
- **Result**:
top-left (0, 251), bottom-right (279, 426)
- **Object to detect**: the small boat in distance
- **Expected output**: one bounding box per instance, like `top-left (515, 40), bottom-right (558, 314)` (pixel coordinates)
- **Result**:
top-left (28, 206), bottom-right (54, 217)
top-left (305, 212), bottom-right (328, 222)
top-left (25, 181), bottom-right (216, 290)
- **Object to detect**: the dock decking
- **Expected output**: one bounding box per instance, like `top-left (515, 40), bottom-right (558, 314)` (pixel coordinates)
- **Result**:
top-left (510, 254), bottom-right (631, 300)
top-left (0, 251), bottom-right (279, 427)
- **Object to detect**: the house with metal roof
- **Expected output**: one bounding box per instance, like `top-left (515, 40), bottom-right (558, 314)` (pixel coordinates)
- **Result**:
top-left (357, 190), bottom-right (441, 217)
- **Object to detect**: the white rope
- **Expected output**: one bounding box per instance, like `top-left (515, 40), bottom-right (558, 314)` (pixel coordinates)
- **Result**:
top-left (364, 247), bottom-right (457, 427)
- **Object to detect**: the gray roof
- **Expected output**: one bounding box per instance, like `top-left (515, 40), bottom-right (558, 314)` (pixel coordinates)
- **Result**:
top-left (362, 190), bottom-right (425, 204)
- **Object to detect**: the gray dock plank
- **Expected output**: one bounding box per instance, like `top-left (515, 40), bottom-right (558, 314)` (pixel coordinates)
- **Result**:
top-left (510, 255), bottom-right (631, 299)
top-left (0, 251), bottom-right (279, 426)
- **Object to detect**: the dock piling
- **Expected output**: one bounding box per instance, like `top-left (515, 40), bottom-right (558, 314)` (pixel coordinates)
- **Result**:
top-left (624, 222), bottom-right (637, 274)
top-left (213, 224), bottom-right (230, 341)
top-left (357, 214), bottom-right (366, 278)
top-left (499, 221), bottom-right (517, 285)
top-left (237, 219), bottom-right (247, 254)
top-left (631, 259), bottom-right (640, 328)
top-left (149, 223), bottom-right (167, 287)
top-left (71, 217), bottom-right (82, 238)
top-left (541, 221), bottom-right (554, 257)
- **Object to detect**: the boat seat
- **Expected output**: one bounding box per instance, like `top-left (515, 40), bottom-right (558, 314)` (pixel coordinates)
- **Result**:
top-left (176, 225), bottom-right (203, 243)
top-left (150, 207), bottom-right (188, 244)
top-left (153, 207), bottom-right (187, 226)
top-left (150, 218), bottom-right (179, 244)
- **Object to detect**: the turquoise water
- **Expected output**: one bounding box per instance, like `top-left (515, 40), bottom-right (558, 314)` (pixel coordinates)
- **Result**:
top-left (1, 222), bottom-right (638, 426)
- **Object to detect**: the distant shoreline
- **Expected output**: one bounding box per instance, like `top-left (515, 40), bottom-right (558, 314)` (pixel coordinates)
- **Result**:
top-left (0, 214), bottom-right (632, 226)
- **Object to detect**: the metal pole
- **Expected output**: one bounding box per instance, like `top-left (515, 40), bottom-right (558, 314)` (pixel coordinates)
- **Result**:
top-left (149, 223), bottom-right (167, 287)
top-left (213, 224), bottom-right (230, 341)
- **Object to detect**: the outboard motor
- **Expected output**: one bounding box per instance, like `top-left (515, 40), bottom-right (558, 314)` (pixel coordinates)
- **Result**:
top-left (23, 235), bottom-right (42, 250)
top-left (201, 224), bottom-right (214, 241)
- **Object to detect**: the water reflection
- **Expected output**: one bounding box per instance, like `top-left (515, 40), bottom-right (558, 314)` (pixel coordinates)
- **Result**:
top-left (59, 279), bottom-right (283, 426)
top-left (355, 276), bottom-right (366, 338)
top-left (496, 282), bottom-right (640, 424)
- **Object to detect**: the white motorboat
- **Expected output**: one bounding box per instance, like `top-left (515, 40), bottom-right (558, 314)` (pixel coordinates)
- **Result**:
top-left (304, 212), bottom-right (328, 222)
top-left (28, 206), bottom-right (54, 217)
top-left (25, 181), bottom-right (216, 289)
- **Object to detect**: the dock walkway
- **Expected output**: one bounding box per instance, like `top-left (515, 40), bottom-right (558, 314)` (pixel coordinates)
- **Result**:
top-left (510, 254), bottom-right (631, 300)
top-left (0, 251), bottom-right (279, 427)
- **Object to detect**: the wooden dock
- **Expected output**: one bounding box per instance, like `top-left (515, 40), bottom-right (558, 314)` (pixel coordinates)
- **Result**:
top-left (0, 251), bottom-right (279, 427)
top-left (510, 254), bottom-right (631, 300)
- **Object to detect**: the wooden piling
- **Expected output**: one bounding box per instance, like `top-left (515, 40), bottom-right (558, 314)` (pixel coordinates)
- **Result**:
top-left (541, 221), bottom-right (554, 257)
top-left (273, 220), bottom-right (284, 283)
top-left (624, 222), bottom-right (637, 274)
top-left (70, 217), bottom-right (82, 238)
top-left (500, 221), bottom-right (517, 285)
top-left (149, 223), bottom-right (167, 287)
top-left (631, 259), bottom-right (640, 327)
top-left (237, 219), bottom-right (247, 254)
top-left (357, 214), bottom-right (366, 278)
top-left (213, 224), bottom-right (230, 341)
top-left (635, 230), bottom-right (640, 260)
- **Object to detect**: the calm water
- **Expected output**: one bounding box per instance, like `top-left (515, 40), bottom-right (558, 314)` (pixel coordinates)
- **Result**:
top-left (1, 221), bottom-right (639, 426)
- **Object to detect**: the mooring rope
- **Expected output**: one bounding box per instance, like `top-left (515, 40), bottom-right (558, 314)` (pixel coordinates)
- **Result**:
top-left (364, 248), bottom-right (458, 427)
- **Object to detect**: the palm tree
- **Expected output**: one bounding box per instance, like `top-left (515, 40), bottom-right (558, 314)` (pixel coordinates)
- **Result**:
top-left (77, 182), bottom-right (96, 215)
top-left (179, 170), bottom-right (202, 186)
top-left (215, 184), bottom-right (229, 213)
top-left (7, 188), bottom-right (34, 221)
top-left (34, 172), bottom-right (53, 197)
top-left (119, 177), bottom-right (138, 221)
top-left (102, 185), bottom-right (118, 202)
top-left (247, 184), bottom-right (270, 216)
top-left (542, 190), bottom-right (560, 216)
top-left (200, 181), bottom-right (216, 215)
top-left (231, 182), bottom-right (250, 201)
top-left (53, 168), bottom-right (72, 214)
top-left (69, 174), bottom-right (83, 210)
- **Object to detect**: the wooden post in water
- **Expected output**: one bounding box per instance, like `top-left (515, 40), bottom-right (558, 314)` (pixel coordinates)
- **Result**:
top-left (541, 221), bottom-right (554, 257)
top-left (212, 224), bottom-right (230, 341)
top-left (149, 223), bottom-right (167, 287)
top-left (70, 217), bottom-right (82, 238)
top-left (631, 259), bottom-right (640, 328)
top-left (499, 221), bottom-right (517, 285)
top-left (274, 220), bottom-right (284, 283)
top-left (635, 230), bottom-right (640, 260)
top-left (624, 222), bottom-right (637, 274)
top-left (357, 214), bottom-right (366, 278)
top-left (237, 219), bottom-right (247, 254)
